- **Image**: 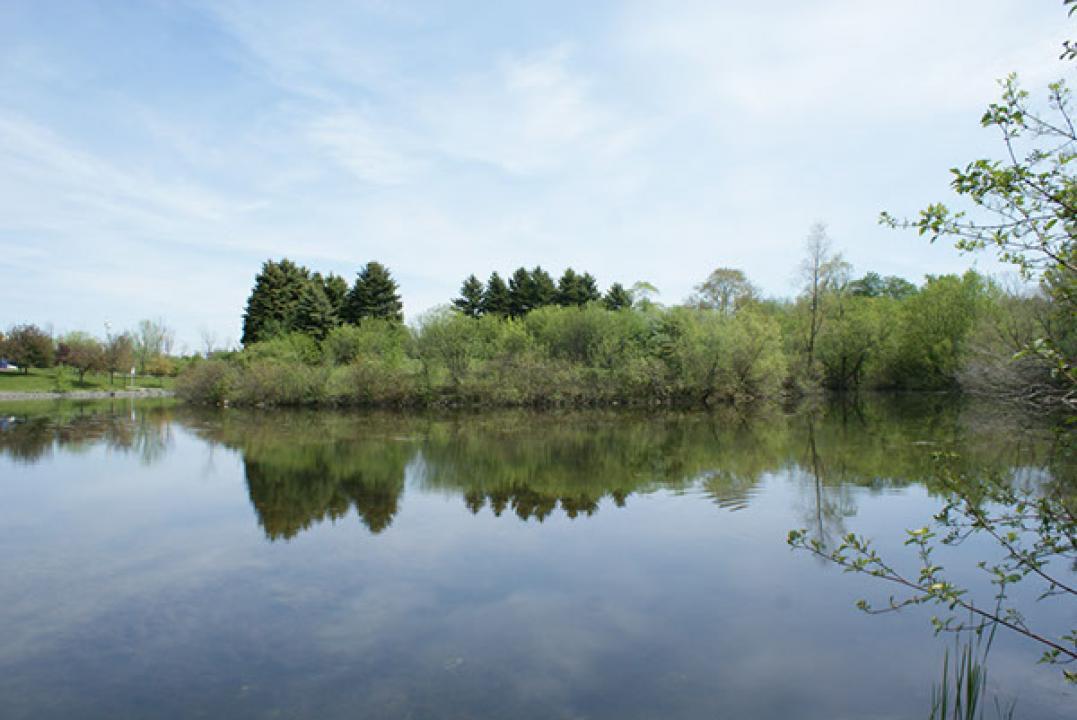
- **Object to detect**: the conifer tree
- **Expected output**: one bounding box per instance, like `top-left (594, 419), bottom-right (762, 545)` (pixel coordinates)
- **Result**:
top-left (580, 272), bottom-right (601, 303)
top-left (507, 267), bottom-right (534, 317)
top-left (482, 272), bottom-right (511, 316)
top-left (322, 273), bottom-right (350, 319)
top-left (530, 266), bottom-right (557, 308)
top-left (344, 261), bottom-right (403, 323)
top-left (241, 258), bottom-right (311, 344)
top-left (557, 268), bottom-right (583, 306)
top-left (603, 282), bottom-right (633, 311)
top-left (295, 281), bottom-right (338, 339)
top-left (453, 274), bottom-right (485, 317)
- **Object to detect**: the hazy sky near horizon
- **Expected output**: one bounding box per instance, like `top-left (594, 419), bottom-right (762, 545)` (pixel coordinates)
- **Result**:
top-left (0, 1), bottom-right (1071, 349)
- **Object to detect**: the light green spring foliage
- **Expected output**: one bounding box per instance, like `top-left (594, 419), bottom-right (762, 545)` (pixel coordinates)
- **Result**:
top-left (882, 74), bottom-right (1076, 406)
top-left (178, 275), bottom-right (1014, 407)
top-left (180, 302), bottom-right (791, 406)
top-left (322, 321), bottom-right (411, 367)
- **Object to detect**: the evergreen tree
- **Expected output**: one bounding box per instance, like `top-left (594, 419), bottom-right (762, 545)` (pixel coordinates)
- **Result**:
top-left (603, 282), bottom-right (633, 310)
top-left (530, 266), bottom-right (557, 308)
top-left (580, 272), bottom-right (601, 304)
top-left (482, 272), bottom-right (511, 316)
top-left (453, 274), bottom-right (485, 317)
top-left (557, 268), bottom-right (584, 306)
top-left (295, 281), bottom-right (338, 339)
top-left (241, 258), bottom-right (311, 344)
top-left (322, 273), bottom-right (350, 318)
top-left (344, 261), bottom-right (403, 323)
top-left (507, 267), bottom-right (534, 317)
top-left (558, 269), bottom-right (600, 306)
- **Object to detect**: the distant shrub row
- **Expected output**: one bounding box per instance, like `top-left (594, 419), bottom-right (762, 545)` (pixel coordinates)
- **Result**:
top-left (177, 304), bottom-right (787, 407)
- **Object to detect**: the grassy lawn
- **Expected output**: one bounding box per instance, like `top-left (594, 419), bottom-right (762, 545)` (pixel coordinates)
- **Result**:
top-left (0, 367), bottom-right (174, 393)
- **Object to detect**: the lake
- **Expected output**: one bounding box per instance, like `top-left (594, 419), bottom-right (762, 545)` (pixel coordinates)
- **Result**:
top-left (0, 397), bottom-right (1072, 719)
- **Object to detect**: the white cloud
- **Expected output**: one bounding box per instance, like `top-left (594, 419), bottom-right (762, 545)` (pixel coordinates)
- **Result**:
top-left (0, 0), bottom-right (1067, 347)
top-left (421, 46), bottom-right (640, 176)
top-left (617, 0), bottom-right (1068, 124)
top-left (0, 113), bottom-right (232, 232)
top-left (308, 111), bottom-right (425, 185)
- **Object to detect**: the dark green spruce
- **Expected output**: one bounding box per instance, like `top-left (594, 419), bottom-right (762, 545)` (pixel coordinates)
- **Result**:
top-left (344, 262), bottom-right (403, 323)
top-left (453, 274), bottom-right (485, 317)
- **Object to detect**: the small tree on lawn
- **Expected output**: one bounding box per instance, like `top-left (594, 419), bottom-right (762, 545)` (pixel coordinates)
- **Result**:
top-left (3, 324), bottom-right (54, 373)
top-left (61, 333), bottom-right (105, 384)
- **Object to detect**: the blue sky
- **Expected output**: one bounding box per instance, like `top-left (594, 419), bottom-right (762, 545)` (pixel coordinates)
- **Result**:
top-left (0, 1), bottom-right (1070, 350)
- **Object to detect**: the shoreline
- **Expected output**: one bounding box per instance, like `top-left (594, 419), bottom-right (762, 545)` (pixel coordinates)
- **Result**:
top-left (0, 388), bottom-right (174, 402)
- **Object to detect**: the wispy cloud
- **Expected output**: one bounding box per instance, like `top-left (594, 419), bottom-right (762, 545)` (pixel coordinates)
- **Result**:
top-left (0, 0), bottom-right (1068, 344)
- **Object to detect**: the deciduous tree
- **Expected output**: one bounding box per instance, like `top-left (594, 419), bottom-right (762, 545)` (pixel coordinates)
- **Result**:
top-left (135, 318), bottom-right (175, 373)
top-left (798, 223), bottom-right (851, 370)
top-left (882, 74), bottom-right (1076, 406)
top-left (688, 267), bottom-right (758, 313)
top-left (104, 333), bottom-right (134, 384)
top-left (61, 332), bottom-right (105, 383)
top-left (2, 324), bottom-right (54, 372)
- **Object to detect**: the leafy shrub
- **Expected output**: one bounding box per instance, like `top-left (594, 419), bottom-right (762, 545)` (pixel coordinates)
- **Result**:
top-left (175, 360), bottom-right (237, 404)
top-left (343, 358), bottom-right (422, 406)
top-left (242, 332), bottom-right (324, 366)
top-left (322, 321), bottom-right (409, 366)
top-left (145, 355), bottom-right (177, 377)
top-left (232, 361), bottom-right (329, 405)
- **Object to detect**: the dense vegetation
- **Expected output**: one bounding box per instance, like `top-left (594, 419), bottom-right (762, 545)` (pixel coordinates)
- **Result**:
top-left (173, 60), bottom-right (1075, 410)
top-left (6, 70), bottom-right (1073, 412)
top-left (169, 232), bottom-right (1073, 407)
top-left (5, 233), bottom-right (1069, 408)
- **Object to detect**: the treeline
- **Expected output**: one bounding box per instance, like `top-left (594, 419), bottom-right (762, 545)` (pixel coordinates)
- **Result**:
top-left (241, 259), bottom-right (402, 344)
top-left (177, 224), bottom-right (1074, 408)
top-left (239, 259), bottom-right (634, 345)
top-left (0, 319), bottom-right (179, 382)
top-left (451, 268), bottom-right (632, 317)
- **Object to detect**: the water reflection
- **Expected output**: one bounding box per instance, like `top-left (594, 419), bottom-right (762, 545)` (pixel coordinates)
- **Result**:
top-left (1, 397), bottom-right (1067, 544)
top-left (1, 396), bottom-right (1072, 720)
top-left (0, 400), bottom-right (174, 465)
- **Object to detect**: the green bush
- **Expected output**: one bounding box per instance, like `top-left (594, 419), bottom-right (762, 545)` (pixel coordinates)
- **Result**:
top-left (232, 361), bottom-right (329, 405)
top-left (415, 308), bottom-right (487, 384)
top-left (523, 304), bottom-right (648, 366)
top-left (175, 359), bottom-right (237, 404)
top-left (322, 321), bottom-right (409, 366)
top-left (242, 332), bottom-right (324, 366)
top-left (343, 357), bottom-right (422, 406)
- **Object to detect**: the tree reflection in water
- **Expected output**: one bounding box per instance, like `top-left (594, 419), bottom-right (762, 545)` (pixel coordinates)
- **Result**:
top-left (0, 400), bottom-right (174, 465)
top-left (1, 396), bottom-right (1068, 544)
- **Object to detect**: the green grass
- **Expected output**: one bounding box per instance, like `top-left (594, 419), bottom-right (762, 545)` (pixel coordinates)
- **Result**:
top-left (0, 367), bottom-right (174, 393)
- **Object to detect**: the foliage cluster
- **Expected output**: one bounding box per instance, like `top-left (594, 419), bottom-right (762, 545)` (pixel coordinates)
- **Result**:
top-left (240, 259), bottom-right (401, 344)
top-left (451, 266), bottom-right (633, 318)
top-left (179, 302), bottom-right (791, 407)
top-left (177, 259), bottom-right (1050, 408)
top-left (0, 318), bottom-right (180, 384)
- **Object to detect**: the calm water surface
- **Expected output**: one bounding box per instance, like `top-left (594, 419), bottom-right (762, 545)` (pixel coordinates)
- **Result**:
top-left (0, 398), bottom-right (1072, 719)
